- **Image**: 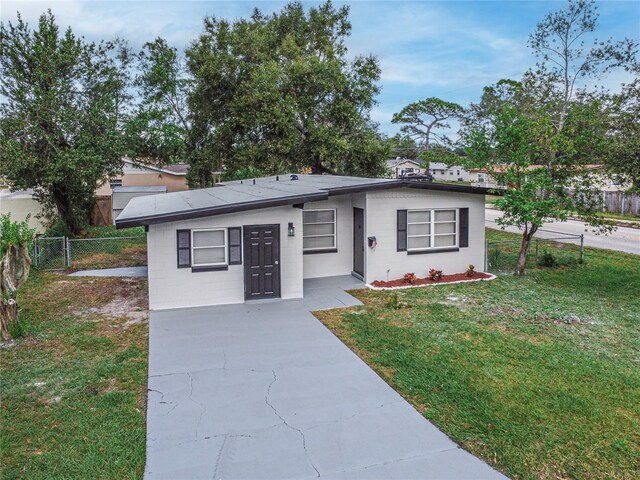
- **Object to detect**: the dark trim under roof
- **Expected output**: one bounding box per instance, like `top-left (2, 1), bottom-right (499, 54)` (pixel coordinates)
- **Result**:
top-left (115, 176), bottom-right (495, 228)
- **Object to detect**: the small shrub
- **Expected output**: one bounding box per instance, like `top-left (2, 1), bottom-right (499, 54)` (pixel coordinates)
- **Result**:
top-left (403, 272), bottom-right (417, 284)
top-left (386, 292), bottom-right (410, 309)
top-left (488, 247), bottom-right (503, 270)
top-left (45, 218), bottom-right (73, 238)
top-left (428, 268), bottom-right (443, 281)
top-left (537, 250), bottom-right (557, 268)
top-left (464, 264), bottom-right (476, 277)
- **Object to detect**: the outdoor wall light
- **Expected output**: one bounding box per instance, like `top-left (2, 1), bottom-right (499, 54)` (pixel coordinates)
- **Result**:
top-left (288, 222), bottom-right (295, 236)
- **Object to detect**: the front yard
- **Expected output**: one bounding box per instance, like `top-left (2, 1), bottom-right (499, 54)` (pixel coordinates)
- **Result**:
top-left (317, 232), bottom-right (640, 479)
top-left (1, 228), bottom-right (638, 479)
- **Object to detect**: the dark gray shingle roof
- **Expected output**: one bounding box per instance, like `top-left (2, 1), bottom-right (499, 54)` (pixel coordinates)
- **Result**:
top-left (116, 174), bottom-right (491, 228)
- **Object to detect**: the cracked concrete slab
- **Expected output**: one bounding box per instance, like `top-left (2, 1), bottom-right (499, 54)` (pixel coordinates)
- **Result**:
top-left (145, 275), bottom-right (507, 479)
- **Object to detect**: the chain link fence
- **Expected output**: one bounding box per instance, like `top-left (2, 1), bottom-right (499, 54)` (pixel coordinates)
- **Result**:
top-left (485, 229), bottom-right (584, 273)
top-left (33, 234), bottom-right (147, 270)
top-left (32, 236), bottom-right (67, 270)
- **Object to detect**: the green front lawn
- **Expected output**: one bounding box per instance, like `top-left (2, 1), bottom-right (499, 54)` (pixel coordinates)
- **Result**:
top-left (316, 231), bottom-right (640, 479)
top-left (1, 273), bottom-right (149, 479)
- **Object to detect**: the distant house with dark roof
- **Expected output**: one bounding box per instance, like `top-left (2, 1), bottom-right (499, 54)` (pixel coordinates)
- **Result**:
top-left (96, 158), bottom-right (190, 196)
top-left (116, 174), bottom-right (492, 310)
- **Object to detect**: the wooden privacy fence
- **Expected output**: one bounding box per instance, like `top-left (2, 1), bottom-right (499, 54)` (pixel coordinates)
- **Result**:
top-left (91, 195), bottom-right (112, 226)
top-left (600, 191), bottom-right (640, 216)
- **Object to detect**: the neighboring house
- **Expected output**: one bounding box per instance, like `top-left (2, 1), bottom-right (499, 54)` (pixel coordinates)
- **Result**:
top-left (116, 174), bottom-right (490, 311)
top-left (96, 158), bottom-right (190, 196)
top-left (0, 188), bottom-right (47, 233)
top-left (469, 169), bottom-right (502, 188)
top-left (386, 158), bottom-right (423, 178)
top-left (428, 162), bottom-right (471, 182)
top-left (95, 158), bottom-right (193, 225)
top-left (111, 186), bottom-right (167, 223)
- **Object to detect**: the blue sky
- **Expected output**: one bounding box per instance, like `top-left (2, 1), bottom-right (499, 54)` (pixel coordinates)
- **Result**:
top-left (2, 1), bottom-right (638, 136)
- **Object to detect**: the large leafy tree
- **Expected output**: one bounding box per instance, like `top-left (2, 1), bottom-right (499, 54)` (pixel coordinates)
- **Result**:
top-left (392, 97), bottom-right (464, 168)
top-left (185, 1), bottom-right (389, 185)
top-left (0, 11), bottom-right (131, 234)
top-left (125, 38), bottom-right (192, 165)
top-left (462, 0), bottom-right (636, 275)
top-left (604, 67), bottom-right (640, 190)
top-left (392, 98), bottom-right (464, 150)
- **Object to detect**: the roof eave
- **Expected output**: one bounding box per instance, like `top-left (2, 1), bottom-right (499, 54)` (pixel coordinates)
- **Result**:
top-left (325, 180), bottom-right (404, 195)
top-left (402, 180), bottom-right (498, 195)
top-left (115, 191), bottom-right (328, 229)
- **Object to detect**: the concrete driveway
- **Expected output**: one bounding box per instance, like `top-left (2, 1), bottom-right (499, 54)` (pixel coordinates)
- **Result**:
top-left (146, 276), bottom-right (506, 479)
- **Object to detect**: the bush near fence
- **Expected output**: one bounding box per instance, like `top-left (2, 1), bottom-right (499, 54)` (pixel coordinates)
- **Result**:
top-left (485, 229), bottom-right (584, 273)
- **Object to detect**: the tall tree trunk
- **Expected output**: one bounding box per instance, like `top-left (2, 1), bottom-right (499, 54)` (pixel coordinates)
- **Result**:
top-left (514, 225), bottom-right (538, 276)
top-left (53, 192), bottom-right (83, 235)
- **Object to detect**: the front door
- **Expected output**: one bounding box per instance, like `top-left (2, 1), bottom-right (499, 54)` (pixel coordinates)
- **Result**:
top-left (244, 224), bottom-right (280, 300)
top-left (353, 208), bottom-right (364, 277)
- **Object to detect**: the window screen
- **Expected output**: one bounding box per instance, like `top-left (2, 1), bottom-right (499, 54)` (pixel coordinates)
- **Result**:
top-left (406, 209), bottom-right (457, 251)
top-left (191, 229), bottom-right (227, 266)
top-left (303, 209), bottom-right (336, 251)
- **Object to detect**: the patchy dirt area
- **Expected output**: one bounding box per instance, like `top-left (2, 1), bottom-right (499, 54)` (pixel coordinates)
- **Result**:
top-left (72, 277), bottom-right (149, 328)
top-left (31, 274), bottom-right (150, 330)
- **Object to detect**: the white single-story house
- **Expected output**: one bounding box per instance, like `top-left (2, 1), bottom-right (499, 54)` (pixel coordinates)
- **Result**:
top-left (428, 162), bottom-right (472, 182)
top-left (116, 174), bottom-right (491, 311)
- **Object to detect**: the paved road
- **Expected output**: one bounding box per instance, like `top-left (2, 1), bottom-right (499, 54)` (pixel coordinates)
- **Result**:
top-left (145, 276), bottom-right (506, 480)
top-left (486, 208), bottom-right (640, 255)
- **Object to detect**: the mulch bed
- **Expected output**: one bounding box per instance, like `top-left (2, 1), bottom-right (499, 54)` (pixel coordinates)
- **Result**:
top-left (370, 272), bottom-right (493, 288)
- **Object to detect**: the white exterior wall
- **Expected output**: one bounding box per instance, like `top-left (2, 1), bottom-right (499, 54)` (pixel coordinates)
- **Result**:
top-left (0, 189), bottom-right (47, 233)
top-left (147, 206), bottom-right (303, 310)
top-left (302, 194), bottom-right (365, 279)
top-left (364, 188), bottom-right (485, 283)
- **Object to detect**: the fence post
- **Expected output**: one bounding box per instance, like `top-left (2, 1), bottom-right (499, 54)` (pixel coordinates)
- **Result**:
top-left (66, 237), bottom-right (71, 268)
top-left (33, 239), bottom-right (38, 268)
top-left (484, 239), bottom-right (489, 272)
top-left (621, 194), bottom-right (625, 215)
top-left (579, 234), bottom-right (584, 264)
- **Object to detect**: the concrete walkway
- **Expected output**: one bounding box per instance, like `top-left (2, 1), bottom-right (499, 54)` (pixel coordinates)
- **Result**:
top-left (146, 275), bottom-right (506, 479)
top-left (68, 266), bottom-right (148, 277)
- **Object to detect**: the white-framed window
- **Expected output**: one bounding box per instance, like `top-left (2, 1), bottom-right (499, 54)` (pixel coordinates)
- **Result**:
top-left (303, 209), bottom-right (337, 252)
top-left (191, 228), bottom-right (227, 267)
top-left (407, 209), bottom-right (457, 251)
top-left (109, 178), bottom-right (123, 187)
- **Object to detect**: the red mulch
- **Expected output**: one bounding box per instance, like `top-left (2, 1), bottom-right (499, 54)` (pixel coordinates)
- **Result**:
top-left (371, 272), bottom-right (492, 288)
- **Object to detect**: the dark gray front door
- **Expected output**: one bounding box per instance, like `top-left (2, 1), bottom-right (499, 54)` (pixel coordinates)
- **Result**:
top-left (244, 225), bottom-right (281, 300)
top-left (353, 208), bottom-right (364, 277)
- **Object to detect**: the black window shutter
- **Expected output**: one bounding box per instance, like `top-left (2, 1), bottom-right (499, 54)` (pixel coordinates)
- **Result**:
top-left (397, 210), bottom-right (407, 252)
top-left (228, 227), bottom-right (242, 265)
top-left (459, 208), bottom-right (469, 248)
top-left (177, 229), bottom-right (191, 268)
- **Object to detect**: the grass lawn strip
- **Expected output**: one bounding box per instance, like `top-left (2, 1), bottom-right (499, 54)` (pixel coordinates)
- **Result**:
top-left (0, 272), bottom-right (148, 479)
